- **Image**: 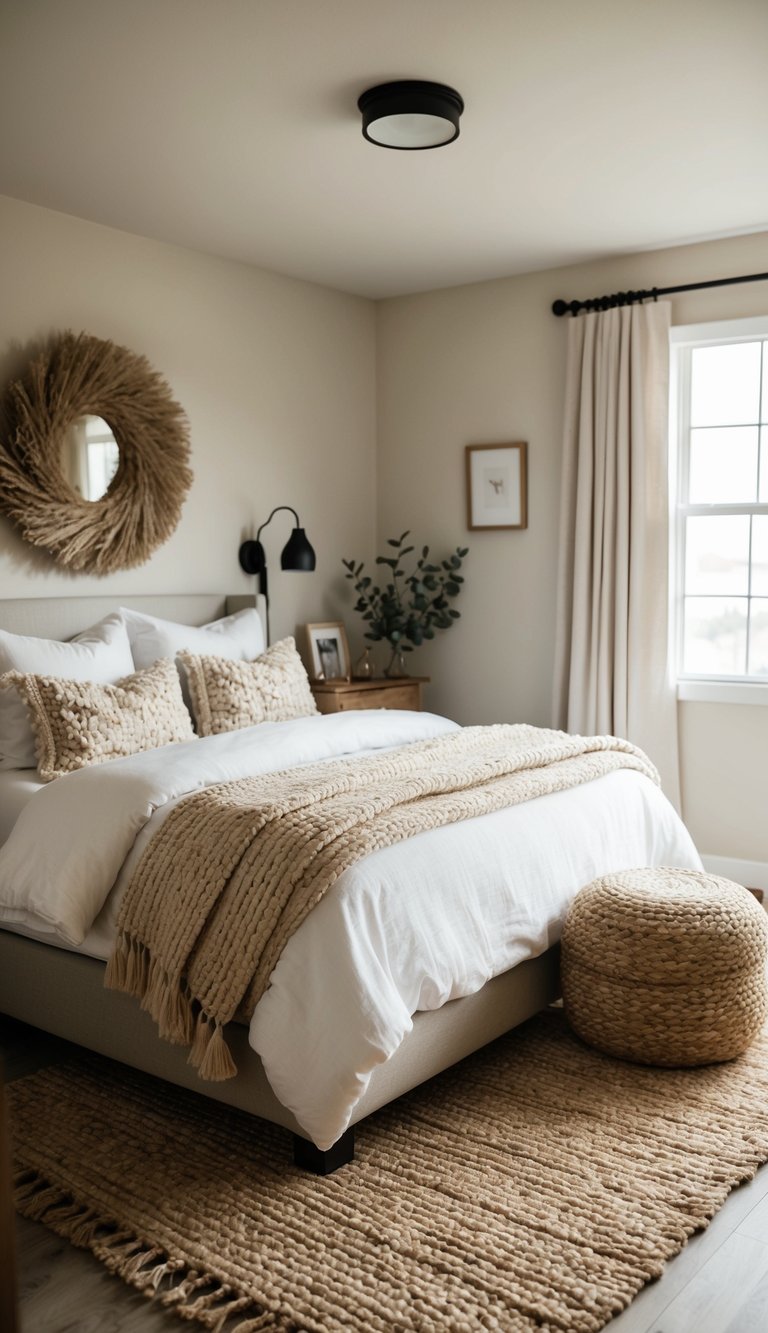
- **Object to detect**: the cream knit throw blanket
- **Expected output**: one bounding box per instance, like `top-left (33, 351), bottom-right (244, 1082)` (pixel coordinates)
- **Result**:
top-left (105, 724), bottom-right (659, 1081)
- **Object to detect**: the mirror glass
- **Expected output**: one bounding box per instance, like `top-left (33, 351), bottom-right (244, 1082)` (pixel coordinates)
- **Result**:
top-left (60, 415), bottom-right (120, 501)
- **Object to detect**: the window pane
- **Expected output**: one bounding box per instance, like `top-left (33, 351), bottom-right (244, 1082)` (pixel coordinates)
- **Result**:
top-left (760, 428), bottom-right (768, 503)
top-left (688, 427), bottom-right (758, 503)
top-left (683, 597), bottom-right (747, 674)
top-left (690, 342), bottom-right (761, 426)
top-left (685, 515), bottom-right (750, 595)
top-left (752, 516), bottom-right (768, 596)
top-left (748, 599), bottom-right (768, 676)
top-left (762, 343), bottom-right (768, 423)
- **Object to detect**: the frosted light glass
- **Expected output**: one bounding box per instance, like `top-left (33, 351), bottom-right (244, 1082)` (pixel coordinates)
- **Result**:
top-left (685, 515), bottom-right (750, 596)
top-left (688, 427), bottom-right (758, 503)
top-left (367, 113), bottom-right (455, 147)
top-left (748, 599), bottom-right (768, 676)
top-left (690, 342), bottom-right (761, 426)
top-left (683, 597), bottom-right (747, 675)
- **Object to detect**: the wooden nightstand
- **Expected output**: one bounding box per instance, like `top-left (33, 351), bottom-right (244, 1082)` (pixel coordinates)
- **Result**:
top-left (311, 677), bottom-right (430, 714)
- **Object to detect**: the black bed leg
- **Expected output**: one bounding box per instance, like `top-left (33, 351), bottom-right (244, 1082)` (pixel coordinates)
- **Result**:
top-left (293, 1127), bottom-right (355, 1175)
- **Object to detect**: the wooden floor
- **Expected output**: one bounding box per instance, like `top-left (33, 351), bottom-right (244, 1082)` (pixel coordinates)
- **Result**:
top-left (3, 1015), bottom-right (768, 1333)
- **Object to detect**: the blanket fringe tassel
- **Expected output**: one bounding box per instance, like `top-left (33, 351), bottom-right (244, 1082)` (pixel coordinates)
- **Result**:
top-left (14, 1167), bottom-right (286, 1330)
top-left (105, 932), bottom-right (237, 1082)
top-left (189, 1012), bottom-right (239, 1081)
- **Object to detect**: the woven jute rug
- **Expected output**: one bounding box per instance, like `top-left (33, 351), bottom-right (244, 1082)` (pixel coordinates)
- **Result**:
top-left (10, 1011), bottom-right (768, 1333)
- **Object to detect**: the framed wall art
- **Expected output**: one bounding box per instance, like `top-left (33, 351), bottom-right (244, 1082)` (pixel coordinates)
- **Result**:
top-left (465, 442), bottom-right (527, 530)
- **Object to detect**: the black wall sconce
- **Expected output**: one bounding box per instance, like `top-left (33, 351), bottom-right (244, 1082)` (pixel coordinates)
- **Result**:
top-left (239, 506), bottom-right (316, 643)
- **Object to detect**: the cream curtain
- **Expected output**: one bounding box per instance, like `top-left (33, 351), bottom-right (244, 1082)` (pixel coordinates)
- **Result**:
top-left (552, 301), bottom-right (680, 809)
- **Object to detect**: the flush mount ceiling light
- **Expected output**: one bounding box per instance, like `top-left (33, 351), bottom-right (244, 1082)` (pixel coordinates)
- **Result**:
top-left (357, 80), bottom-right (464, 150)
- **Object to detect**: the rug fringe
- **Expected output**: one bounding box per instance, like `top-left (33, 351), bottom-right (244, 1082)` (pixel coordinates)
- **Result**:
top-left (14, 1166), bottom-right (281, 1329)
top-left (209, 1294), bottom-right (260, 1329)
top-left (230, 1315), bottom-right (280, 1332)
top-left (69, 1209), bottom-right (103, 1248)
top-left (230, 1316), bottom-right (282, 1332)
top-left (16, 1179), bottom-right (73, 1221)
top-left (158, 1271), bottom-right (206, 1306)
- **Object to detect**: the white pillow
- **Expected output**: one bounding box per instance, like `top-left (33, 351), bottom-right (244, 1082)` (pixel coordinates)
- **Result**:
top-left (120, 606), bottom-right (265, 670)
top-left (0, 613), bottom-right (135, 770)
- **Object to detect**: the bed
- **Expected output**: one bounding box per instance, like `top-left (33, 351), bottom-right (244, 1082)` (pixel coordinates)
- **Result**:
top-left (0, 593), bottom-right (702, 1172)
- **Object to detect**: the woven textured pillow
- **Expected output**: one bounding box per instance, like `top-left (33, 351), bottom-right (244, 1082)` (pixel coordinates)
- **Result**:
top-left (0, 613), bottom-right (135, 770)
top-left (179, 637), bottom-right (318, 737)
top-left (10, 659), bottom-right (194, 781)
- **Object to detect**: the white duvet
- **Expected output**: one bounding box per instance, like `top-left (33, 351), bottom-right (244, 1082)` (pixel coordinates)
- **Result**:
top-left (0, 710), bottom-right (702, 1147)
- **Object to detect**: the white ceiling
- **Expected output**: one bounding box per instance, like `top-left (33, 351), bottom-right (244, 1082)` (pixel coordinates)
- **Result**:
top-left (1, 0), bottom-right (766, 299)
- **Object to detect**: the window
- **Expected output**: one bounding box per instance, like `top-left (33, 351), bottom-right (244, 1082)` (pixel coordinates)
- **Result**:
top-left (672, 316), bottom-right (768, 701)
top-left (85, 417), bottom-right (119, 501)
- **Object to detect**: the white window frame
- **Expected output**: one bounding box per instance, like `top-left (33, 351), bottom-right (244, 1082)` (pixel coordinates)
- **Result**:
top-left (671, 315), bottom-right (768, 707)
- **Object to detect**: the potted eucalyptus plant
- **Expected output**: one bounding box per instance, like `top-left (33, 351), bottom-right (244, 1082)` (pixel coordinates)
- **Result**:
top-left (342, 532), bottom-right (468, 677)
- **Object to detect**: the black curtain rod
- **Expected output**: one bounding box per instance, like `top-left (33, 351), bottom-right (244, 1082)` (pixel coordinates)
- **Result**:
top-left (552, 269), bottom-right (768, 317)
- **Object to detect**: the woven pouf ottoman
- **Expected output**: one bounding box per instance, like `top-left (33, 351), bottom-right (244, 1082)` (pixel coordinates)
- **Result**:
top-left (561, 867), bottom-right (768, 1066)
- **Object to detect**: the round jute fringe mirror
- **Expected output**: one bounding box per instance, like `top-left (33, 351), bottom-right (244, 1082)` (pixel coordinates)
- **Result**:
top-left (0, 331), bottom-right (193, 574)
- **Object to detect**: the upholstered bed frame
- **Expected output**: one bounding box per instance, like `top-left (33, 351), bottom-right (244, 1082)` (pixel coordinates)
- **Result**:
top-left (0, 593), bottom-right (560, 1171)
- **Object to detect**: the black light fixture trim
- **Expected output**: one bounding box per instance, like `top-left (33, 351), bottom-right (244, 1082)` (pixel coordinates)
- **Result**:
top-left (358, 80), bottom-right (464, 150)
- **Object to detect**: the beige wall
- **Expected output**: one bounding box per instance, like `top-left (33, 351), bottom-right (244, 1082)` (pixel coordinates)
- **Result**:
top-left (0, 194), bottom-right (376, 644)
top-left (376, 231), bottom-right (768, 864)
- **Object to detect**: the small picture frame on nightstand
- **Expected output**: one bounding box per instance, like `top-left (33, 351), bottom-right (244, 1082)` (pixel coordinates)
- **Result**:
top-left (305, 622), bottom-right (351, 682)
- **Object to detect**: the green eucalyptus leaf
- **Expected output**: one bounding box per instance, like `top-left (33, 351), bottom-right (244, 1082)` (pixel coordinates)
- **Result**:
top-left (345, 533), bottom-right (465, 657)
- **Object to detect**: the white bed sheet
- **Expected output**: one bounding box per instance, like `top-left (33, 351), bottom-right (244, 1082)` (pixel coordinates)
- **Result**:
top-left (0, 711), bottom-right (702, 1148)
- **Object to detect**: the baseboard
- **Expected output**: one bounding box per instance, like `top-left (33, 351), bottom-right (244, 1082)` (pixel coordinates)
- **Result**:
top-left (701, 856), bottom-right (768, 893)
